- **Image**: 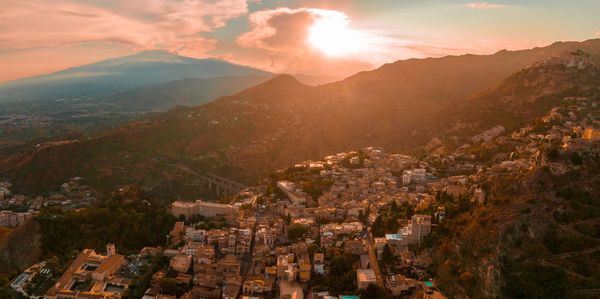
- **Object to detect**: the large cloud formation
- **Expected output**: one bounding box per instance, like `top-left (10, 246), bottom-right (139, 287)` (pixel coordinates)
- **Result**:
top-left (234, 7), bottom-right (404, 76)
top-left (0, 0), bottom-right (249, 56)
top-left (0, 1), bottom-right (551, 81)
top-left (233, 7), bottom-right (524, 76)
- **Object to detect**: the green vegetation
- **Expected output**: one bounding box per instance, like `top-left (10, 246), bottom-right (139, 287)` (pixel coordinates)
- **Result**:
top-left (288, 225), bottom-right (308, 239)
top-left (0, 286), bottom-right (27, 299)
top-left (311, 253), bottom-right (359, 295)
top-left (341, 150), bottom-right (369, 169)
top-left (36, 186), bottom-right (176, 257)
top-left (71, 279), bottom-right (95, 292)
top-left (436, 191), bottom-right (472, 219)
top-left (359, 284), bottom-right (393, 299)
top-left (502, 260), bottom-right (567, 299)
top-left (372, 201), bottom-right (414, 237)
top-left (301, 178), bottom-right (334, 200)
top-left (159, 278), bottom-right (189, 297)
top-left (123, 255), bottom-right (169, 299)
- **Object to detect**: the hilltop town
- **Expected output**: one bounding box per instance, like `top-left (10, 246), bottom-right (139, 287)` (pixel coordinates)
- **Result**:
top-left (2, 53), bottom-right (600, 299)
top-left (4, 82), bottom-right (600, 298)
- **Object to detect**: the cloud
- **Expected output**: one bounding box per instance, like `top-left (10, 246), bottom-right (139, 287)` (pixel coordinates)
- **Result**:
top-left (596, 27), bottom-right (600, 36)
top-left (237, 7), bottom-right (315, 51)
top-left (234, 7), bottom-right (430, 76)
top-left (0, 1), bottom-right (553, 81)
top-left (232, 7), bottom-right (547, 77)
top-left (466, 2), bottom-right (505, 9)
top-left (0, 0), bottom-right (251, 56)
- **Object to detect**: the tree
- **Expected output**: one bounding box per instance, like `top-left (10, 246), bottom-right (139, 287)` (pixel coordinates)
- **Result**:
top-left (372, 215), bottom-right (386, 237)
top-left (36, 191), bottom-right (176, 257)
top-left (288, 225), bottom-right (307, 239)
top-left (360, 284), bottom-right (393, 299)
top-left (359, 209), bottom-right (368, 225)
top-left (382, 244), bottom-right (394, 265)
top-left (159, 278), bottom-right (177, 294)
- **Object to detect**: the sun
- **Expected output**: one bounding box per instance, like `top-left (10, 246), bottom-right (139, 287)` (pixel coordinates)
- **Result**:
top-left (308, 12), bottom-right (364, 56)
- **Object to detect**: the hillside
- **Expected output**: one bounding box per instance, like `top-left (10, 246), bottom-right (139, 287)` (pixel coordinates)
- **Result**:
top-left (101, 74), bottom-right (275, 111)
top-left (417, 51), bottom-right (600, 146)
top-left (432, 132), bottom-right (600, 298)
top-left (0, 50), bottom-right (272, 102)
top-left (0, 219), bottom-right (41, 274)
top-left (2, 40), bottom-right (600, 195)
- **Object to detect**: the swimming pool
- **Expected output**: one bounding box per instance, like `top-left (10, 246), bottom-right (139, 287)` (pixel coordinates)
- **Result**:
top-left (12, 273), bottom-right (30, 287)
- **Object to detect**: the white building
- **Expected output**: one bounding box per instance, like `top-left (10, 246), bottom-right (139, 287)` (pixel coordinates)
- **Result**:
top-left (277, 181), bottom-right (307, 204)
top-left (171, 200), bottom-right (239, 219)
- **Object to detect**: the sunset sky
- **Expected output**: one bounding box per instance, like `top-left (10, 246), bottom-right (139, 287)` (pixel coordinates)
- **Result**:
top-left (1, 0), bottom-right (599, 82)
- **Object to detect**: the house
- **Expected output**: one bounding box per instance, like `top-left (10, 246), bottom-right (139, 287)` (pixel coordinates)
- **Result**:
top-left (344, 240), bottom-right (366, 255)
top-left (356, 269), bottom-right (377, 289)
top-left (242, 276), bottom-right (274, 295)
top-left (298, 254), bottom-right (311, 282)
top-left (313, 253), bottom-right (325, 275)
top-left (170, 255), bottom-right (192, 273)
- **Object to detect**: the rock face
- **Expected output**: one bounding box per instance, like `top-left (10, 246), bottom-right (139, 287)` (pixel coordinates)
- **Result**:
top-left (0, 219), bottom-right (41, 273)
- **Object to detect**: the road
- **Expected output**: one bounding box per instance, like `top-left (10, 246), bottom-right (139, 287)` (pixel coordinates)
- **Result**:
top-left (366, 230), bottom-right (385, 288)
top-left (546, 245), bottom-right (600, 260)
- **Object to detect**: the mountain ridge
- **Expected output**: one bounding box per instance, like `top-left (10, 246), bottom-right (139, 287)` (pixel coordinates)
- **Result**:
top-left (2, 40), bottom-right (600, 194)
top-left (0, 50), bottom-right (273, 102)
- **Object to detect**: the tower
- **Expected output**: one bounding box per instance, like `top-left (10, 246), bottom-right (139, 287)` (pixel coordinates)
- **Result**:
top-left (107, 243), bottom-right (116, 256)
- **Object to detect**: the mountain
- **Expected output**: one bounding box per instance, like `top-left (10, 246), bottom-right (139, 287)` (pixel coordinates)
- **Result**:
top-left (1, 39), bottom-right (600, 195)
top-left (292, 74), bottom-right (343, 86)
top-left (416, 51), bottom-right (600, 146)
top-left (101, 74), bottom-right (275, 111)
top-left (0, 50), bottom-right (272, 102)
top-left (430, 118), bottom-right (600, 298)
top-left (0, 52), bottom-right (275, 149)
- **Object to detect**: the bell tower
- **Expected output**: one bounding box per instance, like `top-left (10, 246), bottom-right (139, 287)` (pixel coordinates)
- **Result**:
top-left (107, 243), bottom-right (116, 256)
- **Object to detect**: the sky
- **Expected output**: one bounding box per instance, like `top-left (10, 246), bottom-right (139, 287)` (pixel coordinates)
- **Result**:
top-left (1, 0), bottom-right (599, 82)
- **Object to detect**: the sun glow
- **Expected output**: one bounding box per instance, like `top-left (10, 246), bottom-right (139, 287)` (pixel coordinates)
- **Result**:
top-left (308, 11), bottom-right (364, 56)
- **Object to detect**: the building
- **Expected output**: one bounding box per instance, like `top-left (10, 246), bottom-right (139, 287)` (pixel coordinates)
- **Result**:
top-left (170, 221), bottom-right (185, 244)
top-left (277, 181), bottom-right (308, 204)
top-left (170, 255), bottom-right (192, 273)
top-left (185, 227), bottom-right (206, 242)
top-left (411, 214), bottom-right (431, 243)
top-left (356, 269), bottom-right (377, 289)
top-left (298, 254), bottom-right (312, 282)
top-left (45, 245), bottom-right (129, 299)
top-left (242, 276), bottom-right (274, 295)
top-left (279, 281), bottom-right (304, 299)
top-left (423, 289), bottom-right (448, 299)
top-left (0, 210), bottom-right (32, 227)
top-left (313, 253), bottom-right (325, 275)
top-left (171, 200), bottom-right (239, 219)
top-left (344, 240), bottom-right (366, 255)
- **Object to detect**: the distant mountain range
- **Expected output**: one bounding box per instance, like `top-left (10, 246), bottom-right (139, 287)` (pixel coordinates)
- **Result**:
top-left (0, 51), bottom-right (346, 148)
top-left (0, 50), bottom-right (272, 103)
top-left (2, 39), bottom-right (600, 194)
top-left (101, 75), bottom-right (274, 111)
